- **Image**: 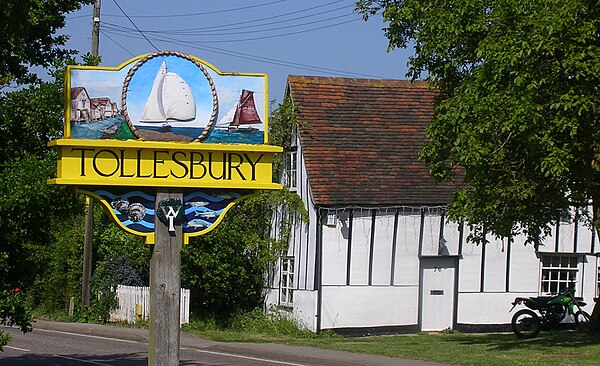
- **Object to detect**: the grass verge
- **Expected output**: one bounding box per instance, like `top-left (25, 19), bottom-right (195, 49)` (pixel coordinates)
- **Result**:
top-left (183, 319), bottom-right (600, 366)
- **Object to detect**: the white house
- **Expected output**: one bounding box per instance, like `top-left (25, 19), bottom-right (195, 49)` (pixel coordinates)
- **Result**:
top-left (70, 87), bottom-right (92, 122)
top-left (91, 97), bottom-right (119, 118)
top-left (265, 76), bottom-right (600, 335)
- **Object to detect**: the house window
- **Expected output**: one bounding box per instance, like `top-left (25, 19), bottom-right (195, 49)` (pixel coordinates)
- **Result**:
top-left (280, 257), bottom-right (294, 307)
top-left (540, 255), bottom-right (579, 295)
top-left (285, 149), bottom-right (297, 190)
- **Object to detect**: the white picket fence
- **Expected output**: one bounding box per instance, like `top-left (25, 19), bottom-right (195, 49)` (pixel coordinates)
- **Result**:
top-left (109, 285), bottom-right (190, 324)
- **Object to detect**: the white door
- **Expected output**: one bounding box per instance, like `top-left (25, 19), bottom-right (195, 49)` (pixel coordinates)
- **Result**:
top-left (420, 257), bottom-right (456, 331)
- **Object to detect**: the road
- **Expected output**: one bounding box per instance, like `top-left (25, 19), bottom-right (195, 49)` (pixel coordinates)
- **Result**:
top-left (0, 320), bottom-right (446, 366)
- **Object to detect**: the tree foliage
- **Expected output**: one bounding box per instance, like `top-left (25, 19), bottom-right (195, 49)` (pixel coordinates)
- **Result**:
top-left (0, 0), bottom-right (92, 85)
top-left (0, 0), bottom-right (92, 346)
top-left (0, 288), bottom-right (32, 351)
top-left (269, 97), bottom-right (299, 177)
top-left (181, 99), bottom-right (307, 321)
top-left (357, 0), bottom-right (600, 244)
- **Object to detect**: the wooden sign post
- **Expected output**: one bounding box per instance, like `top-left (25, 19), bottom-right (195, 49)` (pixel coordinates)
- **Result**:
top-left (48, 51), bottom-right (281, 366)
top-left (149, 189), bottom-right (183, 365)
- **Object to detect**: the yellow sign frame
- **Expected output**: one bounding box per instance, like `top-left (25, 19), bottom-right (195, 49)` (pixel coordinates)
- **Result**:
top-left (49, 139), bottom-right (282, 189)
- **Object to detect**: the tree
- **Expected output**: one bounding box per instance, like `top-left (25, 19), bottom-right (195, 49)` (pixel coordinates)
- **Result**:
top-left (181, 99), bottom-right (307, 321)
top-left (0, 0), bottom-right (92, 338)
top-left (357, 0), bottom-right (600, 329)
top-left (0, 288), bottom-right (32, 351)
top-left (0, 0), bottom-right (92, 85)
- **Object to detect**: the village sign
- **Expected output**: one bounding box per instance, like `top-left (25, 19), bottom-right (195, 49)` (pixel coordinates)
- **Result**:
top-left (48, 50), bottom-right (282, 243)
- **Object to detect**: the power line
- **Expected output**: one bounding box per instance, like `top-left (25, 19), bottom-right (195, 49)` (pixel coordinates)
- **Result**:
top-left (101, 11), bottom-right (357, 38)
top-left (102, 28), bottom-right (389, 79)
top-left (100, 30), bottom-right (136, 57)
top-left (111, 0), bottom-right (159, 52)
top-left (108, 1), bottom-right (352, 34)
top-left (66, 14), bottom-right (91, 20)
top-left (101, 0), bottom-right (345, 19)
top-left (106, 16), bottom-right (361, 44)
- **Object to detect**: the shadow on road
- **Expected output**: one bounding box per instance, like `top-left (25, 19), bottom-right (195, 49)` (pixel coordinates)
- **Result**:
top-left (0, 352), bottom-right (203, 365)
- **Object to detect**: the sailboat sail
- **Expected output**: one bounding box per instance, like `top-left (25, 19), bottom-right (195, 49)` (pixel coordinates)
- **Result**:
top-left (216, 89), bottom-right (261, 132)
top-left (215, 102), bottom-right (238, 129)
top-left (140, 60), bottom-right (196, 123)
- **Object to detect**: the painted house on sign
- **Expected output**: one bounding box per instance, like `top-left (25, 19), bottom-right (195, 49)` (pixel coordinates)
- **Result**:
top-left (265, 76), bottom-right (600, 334)
top-left (70, 86), bottom-right (91, 122)
top-left (91, 97), bottom-right (120, 119)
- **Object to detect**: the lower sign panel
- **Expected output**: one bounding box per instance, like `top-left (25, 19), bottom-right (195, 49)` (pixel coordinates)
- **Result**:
top-left (78, 187), bottom-right (252, 244)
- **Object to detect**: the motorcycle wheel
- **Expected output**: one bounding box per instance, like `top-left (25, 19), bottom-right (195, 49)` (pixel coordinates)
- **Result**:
top-left (574, 310), bottom-right (591, 329)
top-left (511, 309), bottom-right (541, 339)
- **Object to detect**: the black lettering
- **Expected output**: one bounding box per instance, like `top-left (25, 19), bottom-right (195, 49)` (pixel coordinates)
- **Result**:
top-left (153, 150), bottom-right (169, 178)
top-left (190, 152), bottom-right (206, 179)
top-left (136, 150), bottom-right (152, 178)
top-left (93, 149), bottom-right (119, 177)
top-left (208, 152), bottom-right (226, 180)
top-left (119, 150), bottom-right (135, 177)
top-left (171, 151), bottom-right (189, 179)
top-left (71, 148), bottom-right (95, 176)
top-left (228, 153), bottom-right (246, 180)
top-left (244, 153), bottom-right (264, 181)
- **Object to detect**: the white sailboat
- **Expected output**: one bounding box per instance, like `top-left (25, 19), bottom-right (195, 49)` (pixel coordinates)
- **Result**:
top-left (140, 59), bottom-right (196, 130)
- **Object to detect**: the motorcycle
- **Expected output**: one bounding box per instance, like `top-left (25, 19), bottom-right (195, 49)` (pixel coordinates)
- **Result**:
top-left (510, 287), bottom-right (590, 338)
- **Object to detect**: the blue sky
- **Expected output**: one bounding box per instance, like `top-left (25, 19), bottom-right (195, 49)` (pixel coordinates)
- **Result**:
top-left (62, 0), bottom-right (412, 106)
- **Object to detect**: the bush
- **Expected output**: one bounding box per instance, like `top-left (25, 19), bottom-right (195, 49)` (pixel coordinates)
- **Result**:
top-left (182, 308), bottom-right (317, 340)
top-left (231, 308), bottom-right (314, 338)
top-left (0, 288), bottom-right (33, 351)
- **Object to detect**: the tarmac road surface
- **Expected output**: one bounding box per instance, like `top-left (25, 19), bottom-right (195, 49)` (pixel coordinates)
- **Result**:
top-left (1, 320), bottom-right (448, 366)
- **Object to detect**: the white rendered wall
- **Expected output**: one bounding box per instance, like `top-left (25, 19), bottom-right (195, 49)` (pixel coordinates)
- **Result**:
top-left (349, 210), bottom-right (372, 285)
top-left (421, 213), bottom-right (441, 256)
top-left (321, 211), bottom-right (349, 286)
top-left (483, 235), bottom-right (508, 293)
top-left (507, 234), bottom-right (541, 292)
top-left (576, 222), bottom-right (595, 253)
top-left (264, 288), bottom-right (279, 310)
top-left (579, 255), bottom-right (597, 314)
top-left (459, 238), bottom-right (483, 292)
top-left (372, 213), bottom-right (395, 285)
top-left (457, 292), bottom-right (537, 324)
top-left (292, 290), bottom-right (317, 332)
top-left (296, 138), bottom-right (317, 291)
top-left (394, 211), bottom-right (421, 286)
top-left (321, 286), bottom-right (419, 329)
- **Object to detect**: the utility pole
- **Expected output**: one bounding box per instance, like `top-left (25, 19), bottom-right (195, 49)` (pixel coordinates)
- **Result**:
top-left (91, 0), bottom-right (101, 57)
top-left (82, 0), bottom-right (101, 309)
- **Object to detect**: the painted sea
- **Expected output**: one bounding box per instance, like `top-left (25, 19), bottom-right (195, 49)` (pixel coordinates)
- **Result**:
top-left (71, 116), bottom-right (124, 139)
top-left (71, 116), bottom-right (264, 144)
top-left (143, 126), bottom-right (265, 144)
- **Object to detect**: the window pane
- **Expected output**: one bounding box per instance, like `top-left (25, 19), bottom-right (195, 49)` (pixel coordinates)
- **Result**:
top-left (541, 255), bottom-right (579, 295)
top-left (280, 257), bottom-right (295, 306)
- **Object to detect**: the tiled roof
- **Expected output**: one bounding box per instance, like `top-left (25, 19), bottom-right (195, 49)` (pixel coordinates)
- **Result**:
top-left (71, 87), bottom-right (88, 100)
top-left (287, 75), bottom-right (460, 207)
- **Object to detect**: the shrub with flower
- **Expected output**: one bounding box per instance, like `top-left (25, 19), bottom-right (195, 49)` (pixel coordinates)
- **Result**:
top-left (0, 288), bottom-right (33, 351)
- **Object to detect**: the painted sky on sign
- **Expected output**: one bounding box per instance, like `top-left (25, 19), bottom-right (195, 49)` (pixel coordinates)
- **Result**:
top-left (70, 56), bottom-right (266, 130)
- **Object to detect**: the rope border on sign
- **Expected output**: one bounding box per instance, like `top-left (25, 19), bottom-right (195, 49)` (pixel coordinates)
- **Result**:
top-left (121, 50), bottom-right (219, 142)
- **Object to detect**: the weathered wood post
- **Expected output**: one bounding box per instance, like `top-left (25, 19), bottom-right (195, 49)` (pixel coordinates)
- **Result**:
top-left (149, 189), bottom-right (183, 365)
